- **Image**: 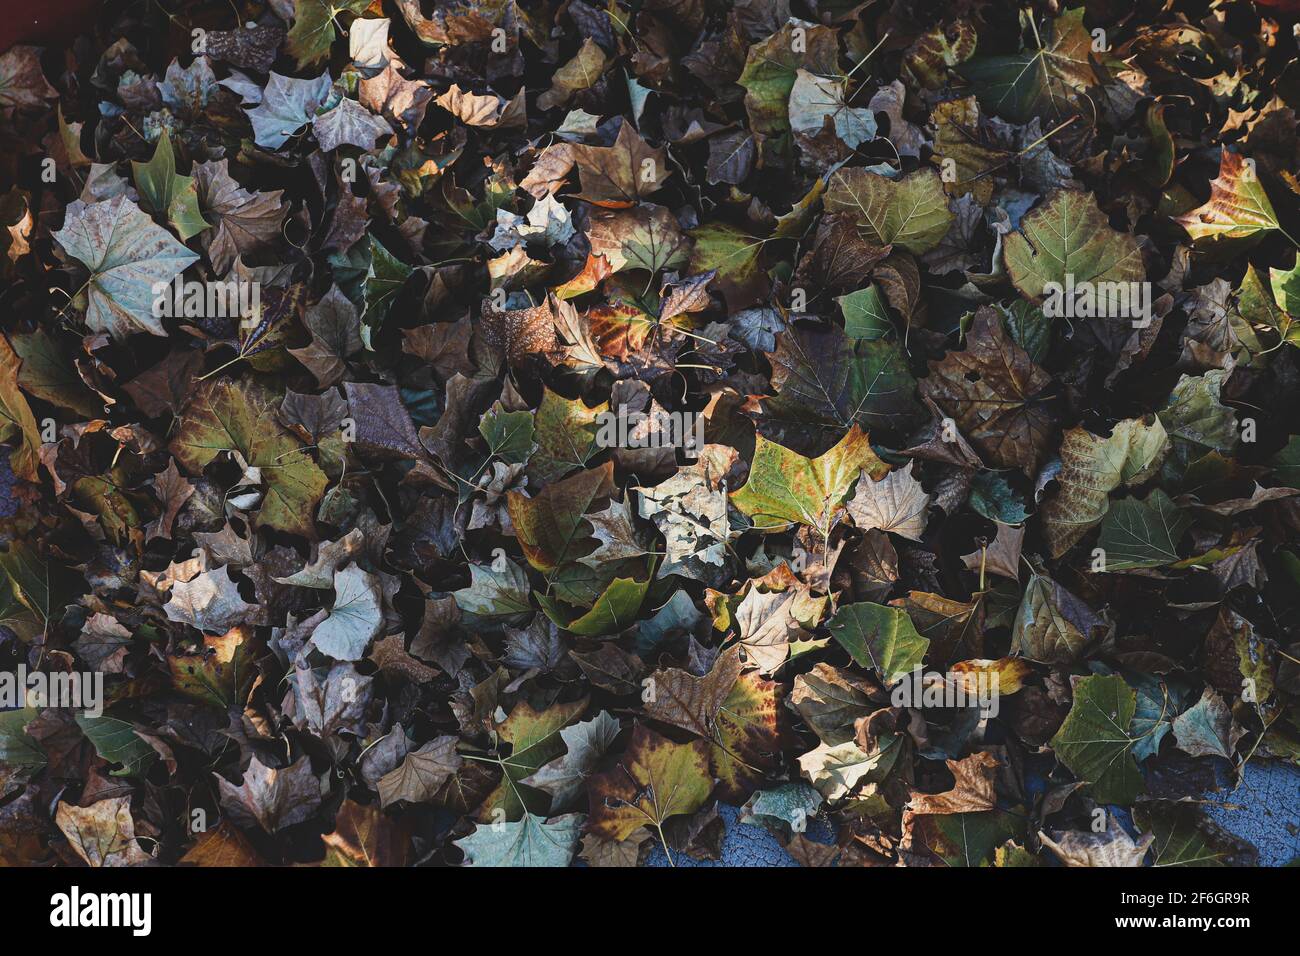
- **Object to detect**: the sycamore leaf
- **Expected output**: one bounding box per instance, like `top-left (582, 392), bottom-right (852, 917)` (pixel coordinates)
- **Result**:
top-left (686, 221), bottom-right (768, 310)
top-left (508, 463), bottom-right (615, 572)
top-left (362, 235), bottom-right (413, 344)
top-left (1039, 416), bottom-right (1168, 558)
top-left (789, 664), bottom-right (877, 746)
top-left (846, 461), bottom-right (931, 541)
top-left (738, 20), bottom-right (839, 138)
top-left (587, 722), bottom-right (713, 842)
top-left (636, 444), bottom-right (736, 580)
top-left (827, 602), bottom-right (929, 686)
top-left (1171, 688), bottom-right (1235, 760)
top-left (758, 324), bottom-right (921, 439)
top-left (288, 0), bottom-right (370, 68)
top-left (730, 426), bottom-right (888, 531)
top-left (1050, 675), bottom-right (1143, 804)
top-left (1012, 569), bottom-right (1105, 664)
top-left (0, 333), bottom-right (41, 481)
top-left (75, 715), bottom-right (158, 778)
top-left (528, 387), bottom-right (607, 485)
top-left (51, 196), bottom-right (200, 339)
top-left (798, 735), bottom-right (900, 802)
top-left (378, 736), bottom-right (462, 807)
top-left (1095, 489), bottom-right (1191, 569)
top-left (130, 130), bottom-right (210, 241)
top-left (521, 711), bottom-right (622, 812)
top-left (586, 205), bottom-right (689, 276)
top-left (309, 564), bottom-right (383, 661)
top-left (571, 123), bottom-right (671, 206)
top-left (478, 698), bottom-right (588, 821)
top-left (455, 812), bottom-right (585, 867)
top-left (0, 46), bottom-right (57, 111)
top-left (54, 796), bottom-right (152, 867)
top-left (167, 627), bottom-right (259, 709)
top-left (825, 168), bottom-right (954, 254)
top-left (919, 307), bottom-right (1057, 475)
top-left (1132, 802), bottom-right (1258, 867)
top-left (1175, 151), bottom-right (1280, 250)
top-left (538, 571), bottom-right (651, 637)
top-left (537, 37), bottom-right (607, 111)
top-left (164, 566), bottom-right (259, 633)
top-left (246, 71), bottom-right (332, 149)
top-left (216, 755), bottom-right (322, 833)
top-left (958, 7), bottom-right (1098, 123)
top-left (1003, 190), bottom-right (1146, 303)
top-left (312, 97), bottom-right (393, 151)
top-left (170, 378), bottom-right (328, 537)
top-left (0, 708), bottom-right (44, 768)
top-left (453, 559), bottom-right (533, 627)
top-left (788, 69), bottom-right (876, 148)
top-left (1040, 815), bottom-right (1153, 867)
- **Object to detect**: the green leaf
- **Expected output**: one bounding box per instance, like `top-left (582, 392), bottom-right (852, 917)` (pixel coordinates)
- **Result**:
top-left (968, 471), bottom-right (1029, 524)
top-left (1133, 802), bottom-right (1257, 867)
top-left (825, 168), bottom-right (954, 254)
top-left (287, 0), bottom-right (371, 69)
top-left (0, 333), bottom-right (42, 481)
top-left (0, 708), bottom-right (45, 769)
top-left (0, 540), bottom-right (58, 636)
top-left (528, 388), bottom-right (607, 486)
top-left (538, 571), bottom-right (651, 637)
top-left (587, 722), bottom-right (712, 842)
top-left (837, 285), bottom-right (891, 340)
top-left (75, 715), bottom-right (158, 777)
top-left (827, 602), bottom-right (929, 685)
top-left (170, 378), bottom-right (328, 537)
top-left (479, 401), bottom-right (535, 465)
top-left (1158, 369), bottom-right (1237, 453)
top-left (1040, 416), bottom-right (1169, 558)
top-left (1003, 190), bottom-right (1145, 303)
top-left (730, 426), bottom-right (888, 531)
top-left (455, 812), bottom-right (584, 867)
top-left (738, 20), bottom-right (839, 137)
top-left (687, 221), bottom-right (767, 309)
top-left (50, 195), bottom-right (199, 339)
top-left (361, 235), bottom-right (413, 347)
top-left (958, 7), bottom-right (1098, 123)
top-left (10, 328), bottom-right (103, 418)
top-left (1050, 674), bottom-right (1144, 805)
top-left (130, 130), bottom-right (210, 241)
top-left (1096, 489), bottom-right (1191, 569)
top-left (478, 698), bottom-right (588, 821)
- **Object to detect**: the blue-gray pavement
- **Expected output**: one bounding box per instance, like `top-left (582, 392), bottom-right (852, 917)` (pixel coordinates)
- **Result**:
top-left (1205, 761), bottom-right (1300, 867)
top-left (647, 762), bottom-right (1300, 867)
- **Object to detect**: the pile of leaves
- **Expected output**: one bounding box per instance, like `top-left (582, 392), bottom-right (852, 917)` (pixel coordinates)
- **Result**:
top-left (1, 0), bottom-right (1299, 869)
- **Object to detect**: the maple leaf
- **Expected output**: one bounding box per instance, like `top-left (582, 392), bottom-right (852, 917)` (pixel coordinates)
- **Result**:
top-left (730, 425), bottom-right (887, 532)
top-left (171, 378), bottom-right (328, 537)
top-left (51, 196), bottom-right (200, 339)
